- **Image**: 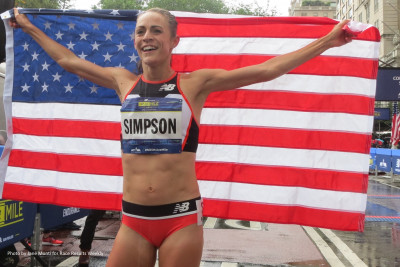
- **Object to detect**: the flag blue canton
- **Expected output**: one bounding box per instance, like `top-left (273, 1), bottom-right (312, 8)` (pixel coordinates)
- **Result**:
top-left (394, 102), bottom-right (399, 116)
top-left (12, 9), bottom-right (140, 105)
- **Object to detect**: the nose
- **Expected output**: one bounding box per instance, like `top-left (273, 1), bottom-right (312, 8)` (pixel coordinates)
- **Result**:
top-left (143, 30), bottom-right (153, 42)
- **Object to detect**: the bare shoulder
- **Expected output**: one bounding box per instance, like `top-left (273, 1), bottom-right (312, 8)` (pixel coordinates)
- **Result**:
top-left (180, 69), bottom-right (225, 91)
top-left (109, 67), bottom-right (140, 101)
top-left (181, 68), bottom-right (224, 80)
top-left (180, 68), bottom-right (244, 95)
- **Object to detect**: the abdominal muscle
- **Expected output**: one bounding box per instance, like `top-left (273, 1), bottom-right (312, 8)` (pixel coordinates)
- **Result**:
top-left (121, 151), bottom-right (200, 205)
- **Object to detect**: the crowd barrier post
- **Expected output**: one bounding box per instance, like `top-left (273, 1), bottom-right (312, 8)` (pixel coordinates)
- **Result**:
top-left (30, 213), bottom-right (42, 267)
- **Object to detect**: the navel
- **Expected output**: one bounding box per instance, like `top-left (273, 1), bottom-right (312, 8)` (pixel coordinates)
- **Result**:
top-left (148, 186), bottom-right (155, 192)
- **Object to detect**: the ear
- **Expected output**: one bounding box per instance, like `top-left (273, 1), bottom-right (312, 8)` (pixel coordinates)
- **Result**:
top-left (172, 36), bottom-right (180, 49)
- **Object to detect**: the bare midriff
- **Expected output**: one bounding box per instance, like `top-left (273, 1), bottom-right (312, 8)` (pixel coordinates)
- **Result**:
top-left (121, 151), bottom-right (200, 205)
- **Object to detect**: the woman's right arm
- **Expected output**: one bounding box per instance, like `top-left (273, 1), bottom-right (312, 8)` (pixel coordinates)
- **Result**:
top-left (9, 8), bottom-right (132, 95)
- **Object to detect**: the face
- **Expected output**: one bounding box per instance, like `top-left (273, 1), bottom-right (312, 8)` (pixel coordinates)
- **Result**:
top-left (134, 12), bottom-right (179, 68)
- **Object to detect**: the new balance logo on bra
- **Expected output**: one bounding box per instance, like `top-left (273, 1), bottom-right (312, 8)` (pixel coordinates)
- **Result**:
top-left (159, 84), bottom-right (176, 91)
top-left (173, 202), bottom-right (190, 214)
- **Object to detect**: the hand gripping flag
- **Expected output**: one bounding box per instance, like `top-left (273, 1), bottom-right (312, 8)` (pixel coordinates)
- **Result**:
top-left (0, 9), bottom-right (380, 231)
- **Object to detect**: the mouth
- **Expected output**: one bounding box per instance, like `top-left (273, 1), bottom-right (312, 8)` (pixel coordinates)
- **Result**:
top-left (142, 46), bottom-right (157, 52)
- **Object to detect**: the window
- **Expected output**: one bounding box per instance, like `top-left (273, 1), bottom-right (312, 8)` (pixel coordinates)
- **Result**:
top-left (358, 12), bottom-right (363, 22)
top-left (348, 8), bottom-right (353, 19)
top-left (366, 4), bottom-right (370, 21)
top-left (374, 0), bottom-right (379, 12)
top-left (301, 12), bottom-right (308, 16)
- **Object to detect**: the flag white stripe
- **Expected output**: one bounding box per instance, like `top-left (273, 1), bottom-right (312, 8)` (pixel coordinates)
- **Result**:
top-left (5, 166), bottom-right (367, 212)
top-left (197, 144), bottom-right (369, 173)
top-left (201, 108), bottom-right (374, 134)
top-left (12, 103), bottom-right (374, 134)
top-left (12, 134), bottom-right (121, 157)
top-left (198, 180), bottom-right (367, 212)
top-left (241, 74), bottom-right (376, 97)
top-left (11, 75), bottom-right (375, 122)
top-left (12, 102), bottom-right (121, 122)
top-left (11, 135), bottom-right (369, 173)
top-left (5, 166), bottom-right (123, 193)
top-left (175, 38), bottom-right (379, 59)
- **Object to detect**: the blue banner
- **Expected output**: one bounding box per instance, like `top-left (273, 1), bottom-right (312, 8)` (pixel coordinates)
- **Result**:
top-left (370, 148), bottom-right (376, 170)
top-left (374, 108), bottom-right (390, 120)
top-left (392, 150), bottom-right (400, 174)
top-left (375, 68), bottom-right (400, 101)
top-left (376, 149), bottom-right (392, 172)
top-left (0, 200), bottom-right (37, 249)
top-left (39, 205), bottom-right (89, 230)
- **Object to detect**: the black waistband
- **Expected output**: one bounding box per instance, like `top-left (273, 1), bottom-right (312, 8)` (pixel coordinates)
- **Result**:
top-left (122, 197), bottom-right (201, 218)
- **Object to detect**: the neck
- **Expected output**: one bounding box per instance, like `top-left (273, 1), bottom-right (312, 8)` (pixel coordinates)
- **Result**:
top-left (142, 64), bottom-right (175, 82)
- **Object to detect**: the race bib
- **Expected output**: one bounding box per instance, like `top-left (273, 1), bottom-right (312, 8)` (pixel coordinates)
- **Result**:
top-left (121, 97), bottom-right (183, 154)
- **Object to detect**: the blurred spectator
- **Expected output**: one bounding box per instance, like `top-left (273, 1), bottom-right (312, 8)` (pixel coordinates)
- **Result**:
top-left (79, 210), bottom-right (106, 266)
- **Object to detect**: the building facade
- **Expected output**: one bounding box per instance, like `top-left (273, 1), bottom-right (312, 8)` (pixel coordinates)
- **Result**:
top-left (289, 0), bottom-right (337, 18)
top-left (336, 0), bottom-right (400, 67)
top-left (336, 1), bottom-right (400, 143)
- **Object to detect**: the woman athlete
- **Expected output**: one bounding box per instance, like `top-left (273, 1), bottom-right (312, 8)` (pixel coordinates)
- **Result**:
top-left (10, 7), bottom-right (354, 267)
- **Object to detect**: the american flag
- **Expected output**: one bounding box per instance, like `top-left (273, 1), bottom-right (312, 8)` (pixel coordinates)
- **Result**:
top-left (391, 102), bottom-right (400, 147)
top-left (0, 9), bottom-right (380, 231)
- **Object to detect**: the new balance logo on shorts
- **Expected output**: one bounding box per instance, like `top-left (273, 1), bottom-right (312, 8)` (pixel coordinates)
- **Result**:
top-left (173, 202), bottom-right (190, 214)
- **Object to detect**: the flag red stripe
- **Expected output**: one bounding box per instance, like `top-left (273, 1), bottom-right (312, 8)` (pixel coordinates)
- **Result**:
top-left (205, 90), bottom-right (375, 115)
top-left (199, 125), bottom-right (372, 154)
top-left (203, 198), bottom-right (364, 231)
top-left (6, 150), bottom-right (368, 193)
top-left (391, 113), bottom-right (400, 146)
top-left (7, 150), bottom-right (123, 176)
top-left (177, 20), bottom-right (336, 38)
top-left (12, 118), bottom-right (371, 154)
top-left (176, 16), bottom-right (338, 27)
top-left (12, 118), bottom-right (121, 139)
top-left (176, 16), bottom-right (380, 42)
top-left (2, 183), bottom-right (122, 211)
top-left (172, 55), bottom-right (378, 79)
top-left (196, 162), bottom-right (368, 193)
top-left (2, 178), bottom-right (366, 231)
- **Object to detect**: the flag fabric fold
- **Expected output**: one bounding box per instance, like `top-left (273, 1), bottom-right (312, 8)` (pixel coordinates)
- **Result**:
top-left (0, 9), bottom-right (380, 231)
top-left (391, 102), bottom-right (400, 147)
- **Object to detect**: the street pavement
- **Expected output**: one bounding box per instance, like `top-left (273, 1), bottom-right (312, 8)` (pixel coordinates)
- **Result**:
top-left (12, 175), bottom-right (400, 267)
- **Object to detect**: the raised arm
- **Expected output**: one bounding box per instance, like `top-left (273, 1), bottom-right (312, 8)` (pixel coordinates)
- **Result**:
top-left (9, 8), bottom-right (135, 97)
top-left (195, 19), bottom-right (353, 95)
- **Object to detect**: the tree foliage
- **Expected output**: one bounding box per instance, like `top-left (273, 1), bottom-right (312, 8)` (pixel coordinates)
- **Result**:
top-left (302, 0), bottom-right (330, 6)
top-left (99, 0), bottom-right (143, 10)
top-left (146, 0), bottom-right (229, 14)
top-left (99, 0), bottom-right (275, 16)
top-left (229, 2), bottom-right (276, 16)
top-left (14, 0), bottom-right (72, 9)
top-left (16, 0), bottom-right (276, 16)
